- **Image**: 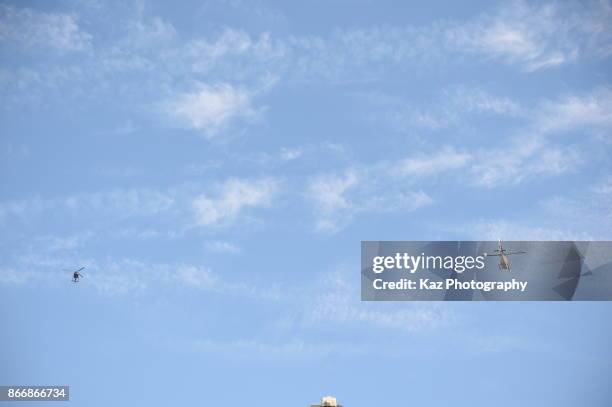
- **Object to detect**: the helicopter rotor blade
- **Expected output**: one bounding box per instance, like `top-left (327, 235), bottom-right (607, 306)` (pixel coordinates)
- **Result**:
top-left (64, 266), bottom-right (85, 273)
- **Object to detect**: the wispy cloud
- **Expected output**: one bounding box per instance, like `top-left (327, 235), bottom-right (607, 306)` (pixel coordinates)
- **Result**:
top-left (397, 146), bottom-right (472, 177)
top-left (181, 0), bottom-right (612, 79)
top-left (469, 138), bottom-right (581, 188)
top-left (0, 1), bottom-right (609, 126)
top-left (303, 130), bottom-right (583, 232)
top-left (448, 86), bottom-right (522, 116)
top-left (187, 28), bottom-right (285, 76)
top-left (309, 170), bottom-right (358, 214)
top-left (593, 176), bottom-right (612, 196)
top-left (167, 83), bottom-right (262, 138)
top-left (0, 188), bottom-right (175, 225)
top-left (449, 0), bottom-right (612, 71)
top-left (308, 169), bottom-right (432, 233)
top-left (363, 85), bottom-right (612, 188)
top-left (363, 86), bottom-right (523, 132)
top-left (204, 240), bottom-right (241, 254)
top-left (279, 147), bottom-right (303, 161)
top-left (192, 177), bottom-right (279, 226)
top-left (0, 267), bottom-right (33, 284)
top-left (191, 338), bottom-right (366, 359)
top-left (304, 267), bottom-right (454, 332)
top-left (536, 177), bottom-right (612, 239)
top-left (0, 179), bottom-right (282, 239)
top-left (0, 4), bottom-right (92, 52)
top-left (183, 1), bottom-right (612, 82)
top-left (445, 177), bottom-right (612, 240)
top-left (304, 81), bottom-right (608, 226)
top-left (124, 16), bottom-right (177, 49)
top-left (3, 254), bottom-right (287, 300)
top-left (465, 88), bottom-right (612, 187)
top-left (464, 219), bottom-right (595, 241)
top-left (40, 231), bottom-right (93, 252)
top-left (182, 265), bottom-right (459, 358)
top-left (535, 88), bottom-right (612, 135)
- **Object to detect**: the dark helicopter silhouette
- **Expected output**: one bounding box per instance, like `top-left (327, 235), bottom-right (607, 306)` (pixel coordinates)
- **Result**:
top-left (65, 267), bottom-right (85, 282)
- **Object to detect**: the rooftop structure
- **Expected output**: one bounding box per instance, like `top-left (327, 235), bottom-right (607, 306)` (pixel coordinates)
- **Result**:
top-left (311, 396), bottom-right (342, 407)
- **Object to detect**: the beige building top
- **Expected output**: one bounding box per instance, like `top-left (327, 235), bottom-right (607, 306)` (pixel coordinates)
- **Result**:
top-left (311, 396), bottom-right (342, 407)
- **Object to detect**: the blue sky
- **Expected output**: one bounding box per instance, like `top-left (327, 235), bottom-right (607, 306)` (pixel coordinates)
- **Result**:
top-left (1, 0), bottom-right (611, 406)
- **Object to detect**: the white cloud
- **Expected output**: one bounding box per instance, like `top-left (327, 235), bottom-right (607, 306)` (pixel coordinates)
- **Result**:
top-left (479, 24), bottom-right (541, 60)
top-left (191, 338), bottom-right (365, 359)
top-left (370, 190), bottom-right (433, 214)
top-left (447, 179), bottom-right (612, 241)
top-left (82, 260), bottom-right (221, 296)
top-left (205, 240), bottom-right (241, 254)
top-left (0, 267), bottom-right (32, 284)
top-left (536, 178), bottom-right (612, 239)
top-left (535, 89), bottom-right (612, 134)
top-left (176, 2), bottom-right (611, 83)
top-left (365, 86), bottom-right (612, 189)
top-left (305, 269), bottom-right (454, 332)
top-left (279, 147), bottom-right (303, 161)
top-left (0, 188), bottom-right (175, 224)
top-left (192, 178), bottom-right (278, 226)
top-left (448, 86), bottom-right (522, 116)
top-left (187, 28), bottom-right (282, 74)
top-left (365, 86), bottom-right (611, 141)
top-left (363, 87), bottom-right (523, 133)
top-left (308, 170), bottom-right (362, 233)
top-left (125, 16), bottom-right (176, 49)
top-left (0, 5), bottom-right (92, 52)
top-left (2, 254), bottom-right (287, 300)
top-left (309, 170), bottom-right (358, 214)
top-left (168, 83), bottom-right (261, 137)
top-left (308, 169), bottom-right (432, 233)
top-left (2, 2), bottom-right (610, 115)
top-left (593, 176), bottom-right (612, 196)
top-left (397, 146), bottom-right (472, 177)
top-left (459, 88), bottom-right (612, 188)
top-left (259, 1), bottom-right (612, 78)
top-left (448, 0), bottom-right (611, 71)
top-left (175, 265), bottom-right (218, 290)
top-left (470, 138), bottom-right (580, 188)
top-left (42, 231), bottom-right (92, 252)
top-left (466, 219), bottom-right (595, 241)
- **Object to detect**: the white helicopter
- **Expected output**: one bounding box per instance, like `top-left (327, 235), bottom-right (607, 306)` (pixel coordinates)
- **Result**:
top-left (484, 240), bottom-right (526, 270)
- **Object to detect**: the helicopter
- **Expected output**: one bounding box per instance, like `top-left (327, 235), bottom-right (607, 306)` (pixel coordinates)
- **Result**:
top-left (484, 240), bottom-right (526, 270)
top-left (65, 267), bottom-right (85, 282)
